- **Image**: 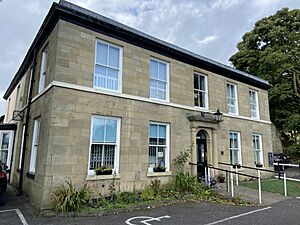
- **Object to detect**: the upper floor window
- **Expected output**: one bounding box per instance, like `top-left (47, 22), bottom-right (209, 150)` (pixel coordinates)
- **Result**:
top-left (150, 58), bottom-right (169, 101)
top-left (148, 122), bottom-right (169, 172)
top-left (94, 40), bottom-right (122, 92)
top-left (249, 90), bottom-right (259, 119)
top-left (229, 131), bottom-right (242, 166)
top-left (194, 73), bottom-right (208, 108)
top-left (38, 50), bottom-right (47, 93)
top-left (227, 83), bottom-right (238, 115)
top-left (253, 134), bottom-right (263, 166)
top-left (89, 116), bottom-right (121, 175)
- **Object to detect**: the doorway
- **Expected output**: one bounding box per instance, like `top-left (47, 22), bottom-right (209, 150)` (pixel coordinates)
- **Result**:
top-left (196, 130), bottom-right (207, 178)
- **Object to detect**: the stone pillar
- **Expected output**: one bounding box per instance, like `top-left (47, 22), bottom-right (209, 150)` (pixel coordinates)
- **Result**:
top-left (212, 129), bottom-right (218, 169)
top-left (190, 127), bottom-right (197, 176)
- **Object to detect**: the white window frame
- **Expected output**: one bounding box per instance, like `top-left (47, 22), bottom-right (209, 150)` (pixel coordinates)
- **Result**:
top-left (149, 57), bottom-right (170, 102)
top-left (227, 83), bottom-right (239, 115)
top-left (229, 131), bottom-right (242, 166)
top-left (194, 73), bottom-right (209, 109)
top-left (148, 122), bottom-right (170, 172)
top-left (94, 39), bottom-right (123, 93)
top-left (29, 117), bottom-right (41, 174)
top-left (88, 115), bottom-right (121, 176)
top-left (38, 50), bottom-right (47, 93)
top-left (0, 131), bottom-right (14, 169)
top-left (253, 133), bottom-right (263, 166)
top-left (249, 90), bottom-right (260, 119)
top-left (18, 125), bottom-right (26, 170)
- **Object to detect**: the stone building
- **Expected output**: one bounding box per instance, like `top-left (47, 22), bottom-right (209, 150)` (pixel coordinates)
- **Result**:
top-left (1, 1), bottom-right (273, 209)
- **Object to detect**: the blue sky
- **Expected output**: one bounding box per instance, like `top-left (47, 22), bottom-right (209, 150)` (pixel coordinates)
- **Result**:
top-left (0, 0), bottom-right (299, 115)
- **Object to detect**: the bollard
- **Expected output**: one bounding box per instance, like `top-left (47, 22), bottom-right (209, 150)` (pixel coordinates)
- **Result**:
top-left (230, 172), bottom-right (234, 197)
top-left (284, 172), bottom-right (287, 197)
top-left (258, 170), bottom-right (262, 204)
top-left (208, 167), bottom-right (211, 187)
top-left (235, 166), bottom-right (239, 186)
top-left (204, 167), bottom-right (207, 185)
top-left (226, 169), bottom-right (230, 193)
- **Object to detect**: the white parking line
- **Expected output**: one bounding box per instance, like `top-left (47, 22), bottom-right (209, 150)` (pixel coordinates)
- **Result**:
top-left (0, 208), bottom-right (28, 225)
top-left (205, 206), bottom-right (272, 225)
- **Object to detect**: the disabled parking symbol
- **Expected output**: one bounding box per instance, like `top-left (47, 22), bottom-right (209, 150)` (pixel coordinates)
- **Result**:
top-left (125, 215), bottom-right (171, 225)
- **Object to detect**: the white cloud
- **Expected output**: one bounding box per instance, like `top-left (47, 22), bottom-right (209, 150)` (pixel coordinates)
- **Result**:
top-left (0, 0), bottom-right (299, 115)
top-left (197, 35), bottom-right (219, 45)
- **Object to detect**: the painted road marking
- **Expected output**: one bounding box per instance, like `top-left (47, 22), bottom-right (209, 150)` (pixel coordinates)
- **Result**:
top-left (205, 206), bottom-right (272, 225)
top-left (125, 215), bottom-right (171, 225)
top-left (0, 208), bottom-right (28, 225)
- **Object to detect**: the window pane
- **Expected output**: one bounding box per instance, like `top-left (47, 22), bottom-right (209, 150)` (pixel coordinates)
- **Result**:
top-left (1, 133), bottom-right (9, 149)
top-left (150, 79), bottom-right (157, 98)
top-left (199, 92), bottom-right (205, 107)
top-left (158, 62), bottom-right (166, 81)
top-left (109, 46), bottom-right (119, 68)
top-left (107, 68), bottom-right (118, 90)
top-left (150, 60), bottom-right (158, 79)
top-left (158, 125), bottom-right (166, 138)
top-left (92, 118), bottom-right (105, 143)
top-left (105, 119), bottom-right (117, 143)
top-left (157, 81), bottom-right (166, 100)
top-left (94, 65), bottom-right (106, 88)
top-left (96, 42), bottom-right (108, 65)
top-left (150, 124), bottom-right (157, 137)
top-left (194, 74), bottom-right (199, 90)
top-left (199, 75), bottom-right (205, 91)
top-left (149, 146), bottom-right (156, 166)
top-left (103, 145), bottom-right (115, 168)
top-left (90, 144), bottom-right (103, 169)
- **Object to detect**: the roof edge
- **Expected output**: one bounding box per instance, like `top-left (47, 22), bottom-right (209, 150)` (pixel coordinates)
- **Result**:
top-left (4, 1), bottom-right (270, 100)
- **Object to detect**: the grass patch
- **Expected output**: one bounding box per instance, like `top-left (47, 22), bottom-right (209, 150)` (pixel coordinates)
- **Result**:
top-left (241, 179), bottom-right (300, 197)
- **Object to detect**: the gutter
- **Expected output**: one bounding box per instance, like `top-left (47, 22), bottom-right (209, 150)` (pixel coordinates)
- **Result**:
top-left (18, 49), bottom-right (37, 194)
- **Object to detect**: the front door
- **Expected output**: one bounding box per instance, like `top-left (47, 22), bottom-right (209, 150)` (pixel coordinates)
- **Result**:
top-left (196, 133), bottom-right (207, 178)
top-left (0, 131), bottom-right (13, 169)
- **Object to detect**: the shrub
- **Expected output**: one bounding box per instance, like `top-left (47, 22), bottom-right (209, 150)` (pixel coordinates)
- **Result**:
top-left (51, 181), bottom-right (91, 214)
top-left (150, 179), bottom-right (161, 196)
top-left (140, 188), bottom-right (156, 201)
top-left (117, 192), bottom-right (141, 204)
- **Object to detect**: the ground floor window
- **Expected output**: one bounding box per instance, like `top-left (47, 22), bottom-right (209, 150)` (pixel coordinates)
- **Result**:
top-left (229, 131), bottom-right (242, 166)
top-left (148, 122), bottom-right (169, 172)
top-left (89, 116), bottom-right (120, 175)
top-left (253, 134), bottom-right (263, 166)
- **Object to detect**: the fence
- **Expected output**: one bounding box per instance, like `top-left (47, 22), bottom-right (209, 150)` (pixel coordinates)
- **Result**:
top-left (275, 163), bottom-right (300, 183)
top-left (189, 162), bottom-right (289, 204)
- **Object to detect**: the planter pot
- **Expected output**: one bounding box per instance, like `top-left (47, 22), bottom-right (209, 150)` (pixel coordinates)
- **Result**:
top-left (217, 176), bottom-right (225, 183)
top-left (153, 167), bottom-right (166, 172)
top-left (256, 164), bottom-right (263, 168)
top-left (95, 170), bottom-right (113, 175)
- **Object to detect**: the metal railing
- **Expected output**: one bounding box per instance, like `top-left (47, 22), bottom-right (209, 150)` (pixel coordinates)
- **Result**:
top-left (218, 162), bottom-right (289, 198)
top-left (189, 162), bottom-right (263, 203)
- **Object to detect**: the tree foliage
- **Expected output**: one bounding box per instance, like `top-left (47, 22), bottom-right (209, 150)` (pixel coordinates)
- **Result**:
top-left (230, 8), bottom-right (300, 152)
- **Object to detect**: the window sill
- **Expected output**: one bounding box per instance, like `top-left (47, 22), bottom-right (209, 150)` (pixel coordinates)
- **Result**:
top-left (147, 171), bottom-right (172, 177)
top-left (26, 172), bottom-right (35, 179)
top-left (86, 174), bottom-right (120, 181)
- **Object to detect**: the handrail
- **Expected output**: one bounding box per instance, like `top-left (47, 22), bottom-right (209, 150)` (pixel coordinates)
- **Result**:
top-left (189, 162), bottom-right (258, 179)
top-left (218, 162), bottom-right (281, 174)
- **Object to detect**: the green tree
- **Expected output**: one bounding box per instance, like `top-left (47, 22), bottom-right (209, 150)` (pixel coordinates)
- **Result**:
top-left (230, 8), bottom-right (300, 154)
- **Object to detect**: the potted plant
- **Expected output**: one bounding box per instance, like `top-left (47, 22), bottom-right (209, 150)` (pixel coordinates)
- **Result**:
top-left (255, 163), bottom-right (263, 168)
top-left (153, 165), bottom-right (166, 172)
top-left (232, 164), bottom-right (241, 169)
top-left (95, 166), bottom-right (113, 175)
top-left (217, 174), bottom-right (225, 183)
